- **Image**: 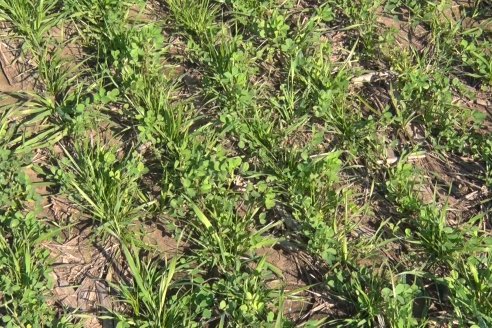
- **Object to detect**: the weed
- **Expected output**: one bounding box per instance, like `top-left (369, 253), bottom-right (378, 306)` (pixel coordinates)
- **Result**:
top-left (190, 28), bottom-right (258, 111)
top-left (110, 244), bottom-right (195, 327)
top-left (188, 201), bottom-right (278, 272)
top-left (0, 0), bottom-right (63, 54)
top-left (386, 161), bottom-right (423, 214)
top-left (50, 140), bottom-right (150, 237)
top-left (445, 253), bottom-right (492, 325)
top-left (211, 260), bottom-right (283, 326)
top-left (0, 211), bottom-right (56, 327)
top-left (165, 0), bottom-right (218, 38)
top-left (0, 111), bottom-right (75, 326)
top-left (326, 266), bottom-right (426, 326)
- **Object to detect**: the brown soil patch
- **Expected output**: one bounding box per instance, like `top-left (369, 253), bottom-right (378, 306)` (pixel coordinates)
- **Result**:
top-left (142, 224), bottom-right (182, 255)
top-left (0, 65), bottom-right (15, 93)
top-left (415, 152), bottom-right (489, 221)
top-left (377, 14), bottom-right (427, 51)
top-left (256, 246), bottom-right (320, 321)
top-left (46, 227), bottom-right (120, 328)
top-left (0, 39), bottom-right (34, 91)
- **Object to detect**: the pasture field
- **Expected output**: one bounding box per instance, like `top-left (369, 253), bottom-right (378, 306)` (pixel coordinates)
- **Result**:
top-left (0, 0), bottom-right (491, 327)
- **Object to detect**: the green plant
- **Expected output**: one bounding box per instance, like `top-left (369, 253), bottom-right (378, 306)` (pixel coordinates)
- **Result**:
top-left (211, 258), bottom-right (283, 326)
top-left (327, 267), bottom-right (387, 326)
top-left (284, 152), bottom-right (346, 263)
top-left (0, 146), bottom-right (39, 217)
top-left (255, 8), bottom-right (290, 47)
top-left (411, 204), bottom-right (465, 264)
top-left (386, 161), bottom-right (423, 214)
top-left (188, 200), bottom-right (279, 273)
top-left (460, 39), bottom-right (492, 85)
top-left (0, 0), bottom-right (64, 54)
top-left (50, 140), bottom-right (150, 236)
top-left (0, 150), bottom-right (39, 215)
top-left (331, 0), bottom-right (383, 53)
top-left (104, 23), bottom-right (167, 88)
top-left (165, 0), bottom-right (218, 38)
top-left (0, 211), bottom-right (56, 328)
top-left (445, 253), bottom-right (492, 325)
top-left (389, 60), bottom-right (464, 142)
top-left (126, 78), bottom-right (193, 151)
top-left (65, 0), bottom-right (138, 42)
top-left (327, 267), bottom-right (423, 327)
top-left (381, 275), bottom-right (422, 327)
top-left (191, 28), bottom-right (258, 111)
top-left (36, 49), bottom-right (85, 106)
top-left (110, 244), bottom-right (195, 327)
top-left (481, 138), bottom-right (492, 186)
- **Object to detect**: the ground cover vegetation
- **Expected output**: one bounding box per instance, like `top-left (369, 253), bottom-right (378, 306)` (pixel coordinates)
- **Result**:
top-left (0, 0), bottom-right (491, 327)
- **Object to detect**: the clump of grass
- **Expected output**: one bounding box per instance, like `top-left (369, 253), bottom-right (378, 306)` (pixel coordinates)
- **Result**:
top-left (0, 211), bottom-right (58, 327)
top-left (111, 241), bottom-right (286, 327)
top-left (188, 200), bottom-right (279, 272)
top-left (109, 244), bottom-right (195, 327)
top-left (326, 266), bottom-right (424, 327)
top-left (50, 139), bottom-right (150, 237)
top-left (0, 0), bottom-right (63, 54)
top-left (164, 0), bottom-right (218, 38)
top-left (0, 106), bottom-right (77, 327)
